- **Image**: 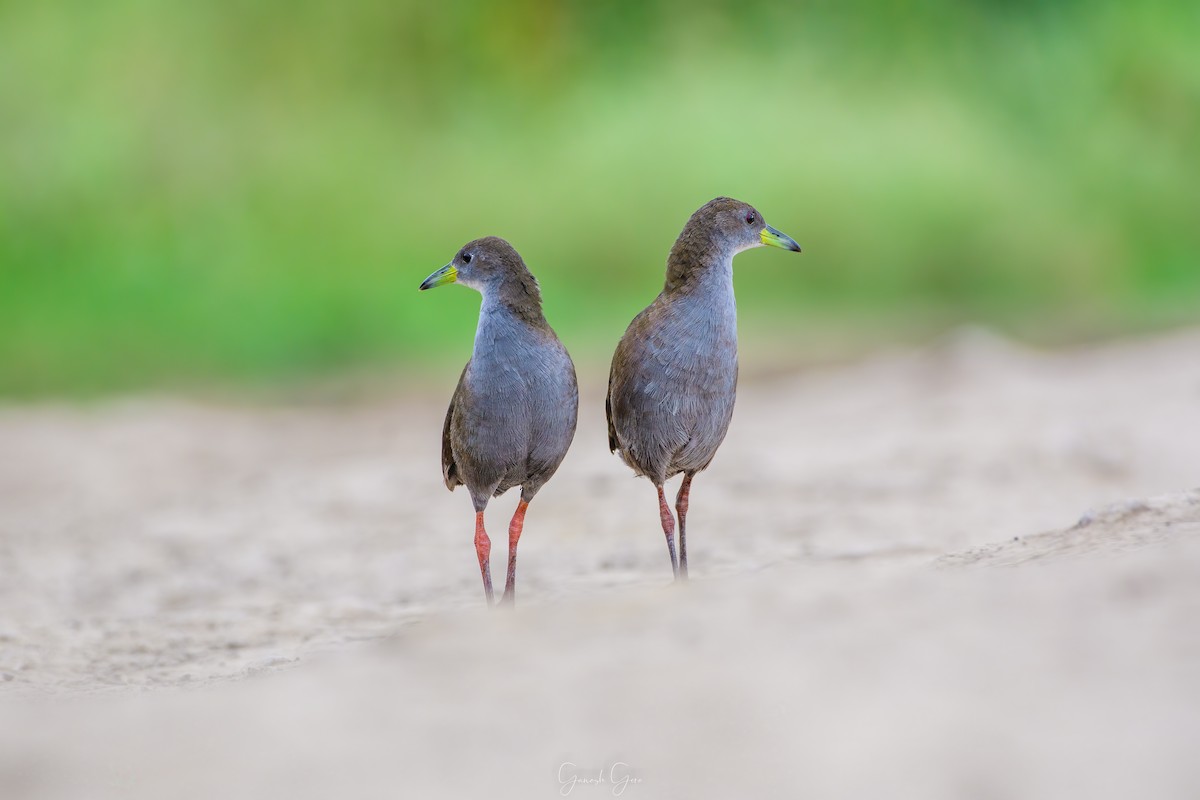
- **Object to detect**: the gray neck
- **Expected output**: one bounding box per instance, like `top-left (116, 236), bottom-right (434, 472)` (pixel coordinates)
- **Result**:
top-left (473, 291), bottom-right (539, 361)
top-left (662, 253), bottom-right (738, 344)
top-left (671, 253), bottom-right (736, 308)
top-left (691, 253), bottom-right (734, 291)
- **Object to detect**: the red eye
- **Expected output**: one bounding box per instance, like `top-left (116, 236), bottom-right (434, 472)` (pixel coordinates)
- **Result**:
top-left (745, 213), bottom-right (755, 224)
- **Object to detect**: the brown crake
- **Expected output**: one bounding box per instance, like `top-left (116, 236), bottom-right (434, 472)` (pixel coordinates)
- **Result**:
top-left (606, 197), bottom-right (801, 578)
top-left (421, 237), bottom-right (578, 605)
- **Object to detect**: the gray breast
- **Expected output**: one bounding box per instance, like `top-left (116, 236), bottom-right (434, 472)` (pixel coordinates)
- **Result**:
top-left (448, 307), bottom-right (578, 506)
top-left (608, 280), bottom-right (738, 484)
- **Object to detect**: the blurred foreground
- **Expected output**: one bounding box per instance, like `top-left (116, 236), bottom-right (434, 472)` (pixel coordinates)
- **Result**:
top-left (1, 328), bottom-right (1197, 797)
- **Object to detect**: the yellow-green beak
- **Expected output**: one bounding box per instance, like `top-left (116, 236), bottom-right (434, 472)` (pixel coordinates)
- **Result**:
top-left (761, 225), bottom-right (802, 252)
top-left (419, 263), bottom-right (457, 291)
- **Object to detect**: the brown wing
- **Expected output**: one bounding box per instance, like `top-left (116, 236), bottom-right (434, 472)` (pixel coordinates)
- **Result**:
top-left (440, 365), bottom-right (469, 490)
top-left (605, 364), bottom-right (618, 453)
top-left (606, 306), bottom-right (651, 455)
top-left (606, 303), bottom-right (655, 455)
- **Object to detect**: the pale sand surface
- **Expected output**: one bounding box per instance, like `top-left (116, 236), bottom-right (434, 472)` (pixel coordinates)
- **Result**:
top-left (0, 328), bottom-right (1197, 798)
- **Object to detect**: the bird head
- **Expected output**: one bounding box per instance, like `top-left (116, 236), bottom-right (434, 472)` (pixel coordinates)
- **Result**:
top-left (419, 236), bottom-right (540, 297)
top-left (686, 197), bottom-right (802, 256)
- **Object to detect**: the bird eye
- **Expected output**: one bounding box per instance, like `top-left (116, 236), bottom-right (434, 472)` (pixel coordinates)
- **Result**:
top-left (745, 213), bottom-right (755, 225)
top-left (462, 253), bottom-right (472, 263)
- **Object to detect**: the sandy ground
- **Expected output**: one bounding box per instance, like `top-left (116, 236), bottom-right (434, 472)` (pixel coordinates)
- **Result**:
top-left (0, 327), bottom-right (1198, 798)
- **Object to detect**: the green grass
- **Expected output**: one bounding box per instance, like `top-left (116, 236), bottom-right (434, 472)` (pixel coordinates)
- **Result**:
top-left (2, 0), bottom-right (1198, 396)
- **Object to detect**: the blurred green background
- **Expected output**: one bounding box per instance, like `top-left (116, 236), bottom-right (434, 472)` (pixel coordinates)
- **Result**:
top-left (2, 0), bottom-right (1198, 396)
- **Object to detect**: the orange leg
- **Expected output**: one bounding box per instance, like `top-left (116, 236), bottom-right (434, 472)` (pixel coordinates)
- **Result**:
top-left (657, 484), bottom-right (679, 578)
top-left (500, 500), bottom-right (529, 606)
top-left (675, 475), bottom-right (693, 580)
top-left (474, 511), bottom-right (494, 605)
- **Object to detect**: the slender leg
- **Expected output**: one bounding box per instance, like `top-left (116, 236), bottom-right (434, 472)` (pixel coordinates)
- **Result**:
top-left (474, 511), bottom-right (494, 605)
top-left (500, 499), bottom-right (529, 606)
top-left (675, 474), bottom-right (693, 580)
top-left (656, 484), bottom-right (680, 578)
